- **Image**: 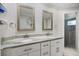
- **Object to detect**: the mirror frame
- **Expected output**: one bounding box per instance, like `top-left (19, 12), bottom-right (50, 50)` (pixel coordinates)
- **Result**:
top-left (17, 5), bottom-right (35, 31)
top-left (42, 10), bottom-right (53, 30)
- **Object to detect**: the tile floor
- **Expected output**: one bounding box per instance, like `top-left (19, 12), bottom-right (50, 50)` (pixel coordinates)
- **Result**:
top-left (64, 48), bottom-right (79, 56)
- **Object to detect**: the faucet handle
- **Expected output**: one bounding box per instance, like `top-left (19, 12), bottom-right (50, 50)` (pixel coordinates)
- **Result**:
top-left (46, 32), bottom-right (53, 36)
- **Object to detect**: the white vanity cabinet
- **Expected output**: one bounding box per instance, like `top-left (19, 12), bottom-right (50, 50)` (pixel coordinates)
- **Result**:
top-left (27, 43), bottom-right (40, 56)
top-left (2, 43), bottom-right (40, 56)
top-left (2, 37), bottom-right (64, 56)
top-left (51, 39), bottom-right (64, 56)
top-left (41, 41), bottom-right (50, 56)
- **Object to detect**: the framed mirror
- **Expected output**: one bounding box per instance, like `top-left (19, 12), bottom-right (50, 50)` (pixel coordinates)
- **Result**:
top-left (17, 5), bottom-right (35, 31)
top-left (42, 10), bottom-right (53, 30)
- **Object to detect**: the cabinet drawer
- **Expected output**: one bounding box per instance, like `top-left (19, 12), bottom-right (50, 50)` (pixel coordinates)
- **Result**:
top-left (51, 46), bottom-right (57, 56)
top-left (41, 41), bottom-right (50, 48)
top-left (24, 43), bottom-right (40, 53)
top-left (51, 46), bottom-right (63, 56)
top-left (28, 50), bottom-right (40, 56)
top-left (3, 46), bottom-right (26, 56)
top-left (18, 53), bottom-right (28, 56)
top-left (51, 39), bottom-right (64, 56)
top-left (3, 43), bottom-right (40, 56)
top-left (51, 39), bottom-right (63, 46)
top-left (41, 48), bottom-right (50, 56)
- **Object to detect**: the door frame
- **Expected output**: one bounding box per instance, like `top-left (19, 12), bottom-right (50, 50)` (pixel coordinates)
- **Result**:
top-left (64, 13), bottom-right (77, 49)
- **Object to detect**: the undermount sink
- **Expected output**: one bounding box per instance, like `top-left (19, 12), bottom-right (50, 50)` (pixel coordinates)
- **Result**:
top-left (29, 35), bottom-right (54, 40)
top-left (30, 36), bottom-right (47, 39)
top-left (3, 38), bottom-right (32, 45)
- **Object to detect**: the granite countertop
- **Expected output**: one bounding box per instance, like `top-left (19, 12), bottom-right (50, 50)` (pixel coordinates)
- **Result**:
top-left (1, 35), bottom-right (64, 50)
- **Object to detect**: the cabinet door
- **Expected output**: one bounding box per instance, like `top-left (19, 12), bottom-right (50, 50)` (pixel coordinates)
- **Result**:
top-left (41, 48), bottom-right (50, 56)
top-left (23, 43), bottom-right (40, 54)
top-left (51, 46), bottom-right (63, 56)
top-left (56, 46), bottom-right (64, 56)
top-left (3, 43), bottom-right (40, 56)
top-left (41, 41), bottom-right (50, 56)
top-left (51, 46), bottom-right (57, 56)
top-left (51, 39), bottom-right (64, 56)
top-left (28, 50), bottom-right (40, 56)
top-left (41, 41), bottom-right (50, 48)
top-left (51, 39), bottom-right (62, 46)
top-left (2, 46), bottom-right (27, 56)
top-left (17, 52), bottom-right (28, 56)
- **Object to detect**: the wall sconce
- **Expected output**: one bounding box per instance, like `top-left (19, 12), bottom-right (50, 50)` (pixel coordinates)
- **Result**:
top-left (0, 20), bottom-right (8, 25)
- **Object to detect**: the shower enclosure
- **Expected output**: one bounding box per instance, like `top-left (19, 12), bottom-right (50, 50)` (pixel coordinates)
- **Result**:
top-left (65, 13), bottom-right (76, 48)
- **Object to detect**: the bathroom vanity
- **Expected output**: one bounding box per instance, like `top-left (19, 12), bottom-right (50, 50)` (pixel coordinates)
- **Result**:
top-left (1, 35), bottom-right (64, 56)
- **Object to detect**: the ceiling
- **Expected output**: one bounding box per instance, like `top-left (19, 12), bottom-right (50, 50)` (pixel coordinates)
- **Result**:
top-left (44, 3), bottom-right (79, 10)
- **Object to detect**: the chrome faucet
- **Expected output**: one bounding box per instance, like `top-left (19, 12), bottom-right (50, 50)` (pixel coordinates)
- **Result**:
top-left (46, 32), bottom-right (53, 36)
top-left (24, 35), bottom-right (29, 38)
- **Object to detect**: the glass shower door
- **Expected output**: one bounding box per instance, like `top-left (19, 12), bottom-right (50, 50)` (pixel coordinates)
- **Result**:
top-left (65, 19), bottom-right (76, 48)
